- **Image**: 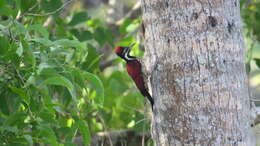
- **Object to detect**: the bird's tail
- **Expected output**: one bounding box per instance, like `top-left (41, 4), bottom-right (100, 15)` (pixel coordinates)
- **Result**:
top-left (141, 90), bottom-right (154, 110)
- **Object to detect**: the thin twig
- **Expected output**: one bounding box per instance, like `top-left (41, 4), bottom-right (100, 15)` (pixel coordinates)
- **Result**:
top-left (115, 2), bottom-right (141, 25)
top-left (13, 64), bottom-right (26, 86)
top-left (43, 16), bottom-right (54, 27)
top-left (250, 98), bottom-right (260, 102)
top-left (100, 59), bottom-right (116, 71)
top-left (15, 10), bottom-right (22, 20)
top-left (25, 0), bottom-right (73, 17)
top-left (243, 0), bottom-right (253, 8)
top-left (142, 121), bottom-right (145, 146)
top-left (135, 118), bottom-right (148, 125)
top-left (16, 2), bottom-right (39, 20)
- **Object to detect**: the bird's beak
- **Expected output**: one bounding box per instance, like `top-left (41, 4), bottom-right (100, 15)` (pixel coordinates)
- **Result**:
top-left (129, 43), bottom-right (135, 50)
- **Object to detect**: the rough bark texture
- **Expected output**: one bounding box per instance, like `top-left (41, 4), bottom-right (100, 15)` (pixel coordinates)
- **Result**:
top-left (140, 0), bottom-right (254, 145)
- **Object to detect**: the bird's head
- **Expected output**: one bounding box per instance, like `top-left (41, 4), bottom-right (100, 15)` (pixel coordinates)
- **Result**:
top-left (114, 46), bottom-right (127, 57)
top-left (114, 44), bottom-right (135, 61)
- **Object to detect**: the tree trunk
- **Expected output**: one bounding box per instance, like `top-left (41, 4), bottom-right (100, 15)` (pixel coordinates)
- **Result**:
top-left (140, 0), bottom-right (255, 145)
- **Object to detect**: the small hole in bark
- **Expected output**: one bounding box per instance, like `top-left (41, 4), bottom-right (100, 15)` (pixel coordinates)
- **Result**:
top-left (165, 1), bottom-right (169, 8)
top-left (227, 22), bottom-right (234, 33)
top-left (193, 13), bottom-right (198, 20)
top-left (208, 16), bottom-right (217, 27)
top-left (167, 39), bottom-right (170, 44)
top-left (141, 22), bottom-right (145, 38)
top-left (234, 1), bottom-right (237, 6)
top-left (223, 59), bottom-right (226, 63)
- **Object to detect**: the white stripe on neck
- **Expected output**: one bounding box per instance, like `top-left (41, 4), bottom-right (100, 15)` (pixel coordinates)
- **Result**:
top-left (124, 47), bottom-right (135, 61)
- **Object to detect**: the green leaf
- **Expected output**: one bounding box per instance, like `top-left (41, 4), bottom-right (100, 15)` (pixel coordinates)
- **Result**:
top-left (17, 0), bottom-right (37, 12)
top-left (0, 24), bottom-right (7, 33)
top-left (126, 23), bottom-right (139, 33)
top-left (41, 0), bottom-right (62, 13)
top-left (39, 111), bottom-right (55, 123)
top-left (9, 86), bottom-right (30, 105)
top-left (0, 126), bottom-right (19, 133)
top-left (77, 119), bottom-right (90, 146)
top-left (71, 69), bottom-right (85, 88)
top-left (87, 54), bottom-right (102, 71)
top-left (53, 39), bottom-right (85, 49)
top-left (37, 125), bottom-right (59, 146)
top-left (28, 24), bottom-right (49, 38)
top-left (119, 18), bottom-right (132, 35)
top-left (16, 42), bottom-right (23, 57)
top-left (0, 36), bottom-right (9, 55)
top-left (117, 36), bottom-right (134, 46)
top-left (7, 42), bottom-right (19, 64)
top-left (24, 135), bottom-right (33, 146)
top-left (255, 59), bottom-right (260, 68)
top-left (0, 0), bottom-right (6, 9)
top-left (4, 112), bottom-right (27, 126)
top-left (64, 142), bottom-right (77, 146)
top-left (104, 28), bottom-right (114, 46)
top-left (79, 31), bottom-right (93, 41)
top-left (37, 63), bottom-right (56, 74)
top-left (93, 27), bottom-right (106, 46)
top-left (41, 75), bottom-right (77, 102)
top-left (15, 22), bottom-right (27, 35)
top-left (86, 19), bottom-right (102, 28)
top-left (0, 93), bottom-right (9, 115)
top-left (107, 71), bottom-right (129, 94)
top-left (42, 94), bottom-right (55, 114)
top-left (31, 38), bottom-right (53, 46)
top-left (82, 72), bottom-right (104, 106)
top-left (83, 44), bottom-right (100, 72)
top-left (22, 39), bottom-right (36, 67)
top-left (25, 74), bottom-right (36, 86)
top-left (0, 4), bottom-right (17, 18)
top-left (68, 12), bottom-right (90, 26)
top-left (251, 42), bottom-right (260, 59)
top-left (71, 68), bottom-right (104, 106)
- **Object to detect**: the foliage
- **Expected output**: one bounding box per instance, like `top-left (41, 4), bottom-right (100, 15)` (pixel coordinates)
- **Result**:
top-left (242, 0), bottom-right (260, 70)
top-left (242, 0), bottom-right (260, 108)
top-left (0, 0), bottom-right (259, 145)
top-left (0, 0), bottom-right (148, 145)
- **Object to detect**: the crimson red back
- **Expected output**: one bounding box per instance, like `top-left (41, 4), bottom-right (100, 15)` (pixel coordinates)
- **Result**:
top-left (126, 60), bottom-right (145, 90)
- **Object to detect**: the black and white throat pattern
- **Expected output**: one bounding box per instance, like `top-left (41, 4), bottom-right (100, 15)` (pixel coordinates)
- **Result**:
top-left (124, 47), bottom-right (136, 61)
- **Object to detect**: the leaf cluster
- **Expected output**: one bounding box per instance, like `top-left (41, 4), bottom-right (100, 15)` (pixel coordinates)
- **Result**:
top-left (0, 0), bottom-right (151, 145)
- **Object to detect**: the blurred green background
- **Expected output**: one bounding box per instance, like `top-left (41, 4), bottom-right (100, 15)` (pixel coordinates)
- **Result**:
top-left (0, 0), bottom-right (259, 145)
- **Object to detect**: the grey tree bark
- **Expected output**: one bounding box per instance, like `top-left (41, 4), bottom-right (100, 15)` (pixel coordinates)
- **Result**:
top-left (140, 0), bottom-right (255, 145)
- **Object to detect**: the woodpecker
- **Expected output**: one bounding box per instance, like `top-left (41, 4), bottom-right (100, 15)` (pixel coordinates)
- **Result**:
top-left (115, 45), bottom-right (154, 109)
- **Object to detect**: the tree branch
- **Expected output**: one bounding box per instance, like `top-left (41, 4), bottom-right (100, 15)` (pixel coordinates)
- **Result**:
top-left (115, 1), bottom-right (141, 25)
top-left (100, 59), bottom-right (116, 71)
top-left (25, 0), bottom-right (73, 17)
top-left (91, 130), bottom-right (151, 146)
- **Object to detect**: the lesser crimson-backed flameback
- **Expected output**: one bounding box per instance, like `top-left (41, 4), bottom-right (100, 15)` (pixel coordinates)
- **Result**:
top-left (114, 45), bottom-right (154, 109)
